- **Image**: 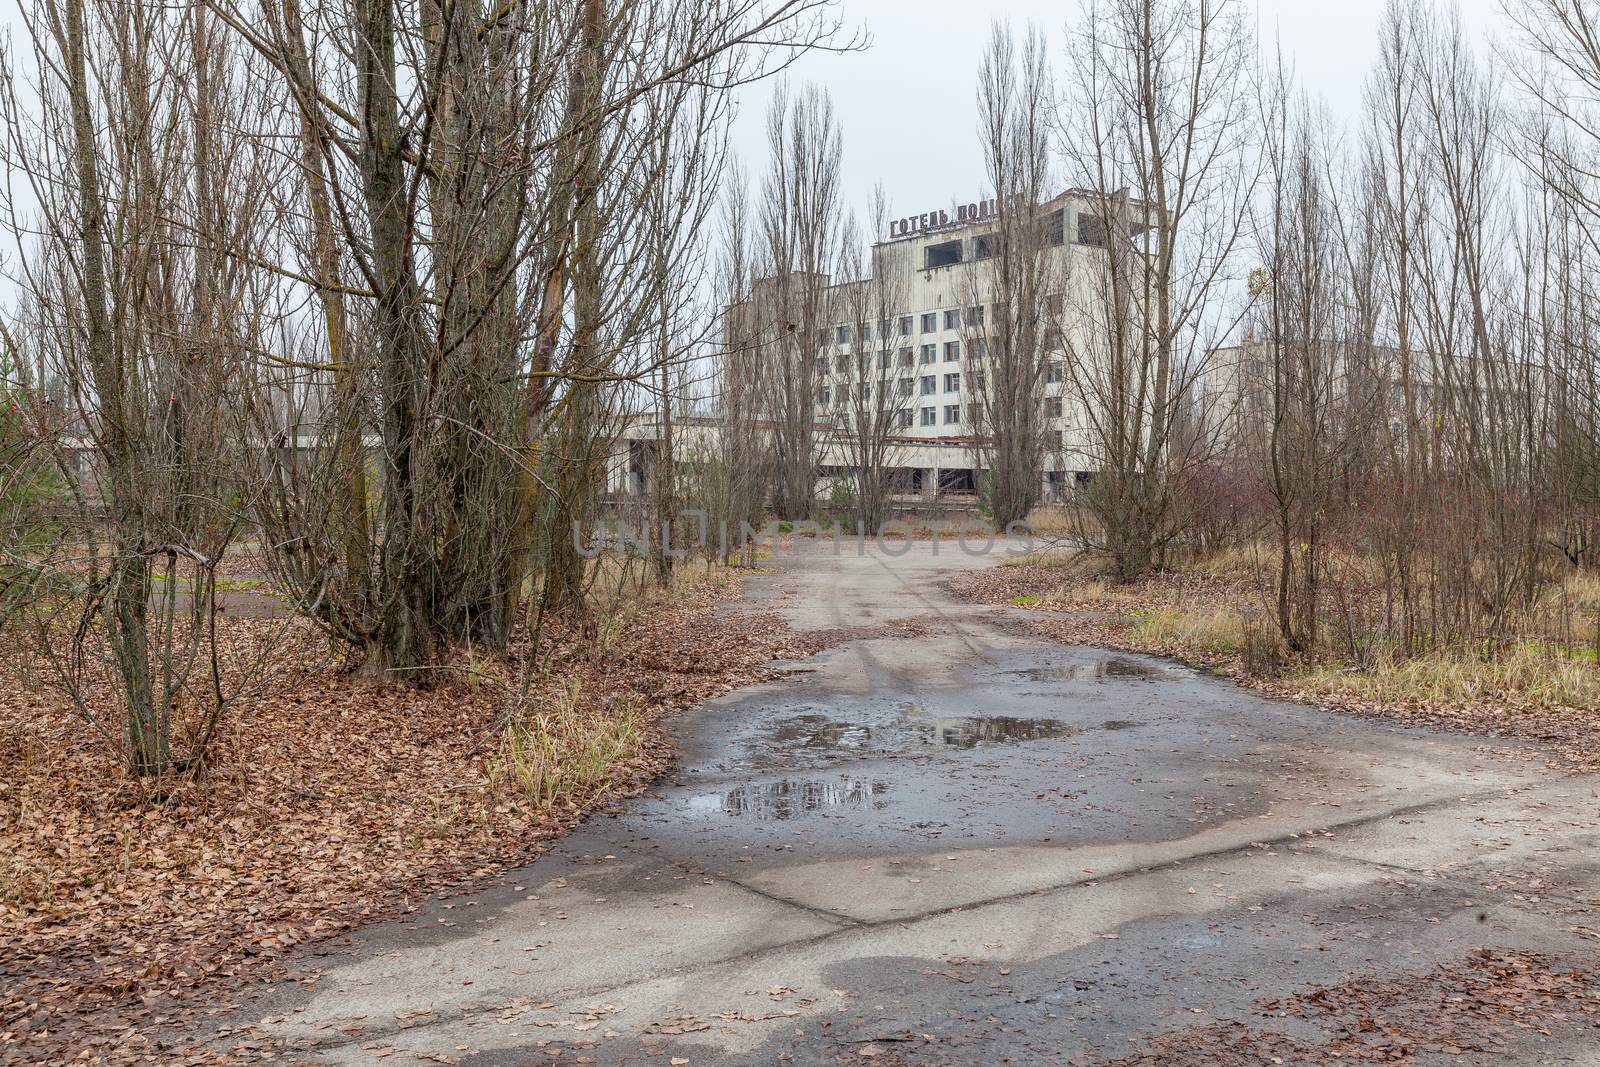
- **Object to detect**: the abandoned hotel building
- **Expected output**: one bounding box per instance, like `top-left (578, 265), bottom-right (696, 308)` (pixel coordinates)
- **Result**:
top-left (617, 189), bottom-right (1151, 504)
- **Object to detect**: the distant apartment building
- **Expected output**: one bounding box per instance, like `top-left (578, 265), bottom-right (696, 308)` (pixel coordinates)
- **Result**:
top-left (1203, 338), bottom-right (1462, 455)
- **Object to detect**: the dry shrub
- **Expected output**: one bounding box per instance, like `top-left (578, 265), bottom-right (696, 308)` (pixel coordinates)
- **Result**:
top-left (1240, 612), bottom-right (1290, 677)
top-left (488, 680), bottom-right (644, 811)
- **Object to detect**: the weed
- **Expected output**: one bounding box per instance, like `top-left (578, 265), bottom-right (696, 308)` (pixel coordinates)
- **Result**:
top-left (1131, 608), bottom-right (1246, 655)
top-left (488, 680), bottom-right (643, 811)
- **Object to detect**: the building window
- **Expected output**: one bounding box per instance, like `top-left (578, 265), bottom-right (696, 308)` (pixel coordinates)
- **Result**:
top-left (920, 344), bottom-right (936, 364)
top-left (944, 372), bottom-right (960, 392)
top-left (897, 377), bottom-right (913, 397)
top-left (965, 305), bottom-right (984, 326)
top-left (973, 371), bottom-right (987, 392)
top-left (836, 325), bottom-right (850, 345)
top-left (898, 347), bottom-right (914, 367)
top-left (944, 404), bottom-right (960, 424)
top-left (815, 328), bottom-right (828, 347)
top-left (974, 338), bottom-right (988, 357)
top-left (817, 386), bottom-right (830, 406)
top-left (944, 309), bottom-right (960, 329)
top-left (944, 341), bottom-right (960, 362)
top-left (920, 375), bottom-right (936, 396)
top-left (1077, 213), bottom-right (1107, 247)
top-left (920, 406), bottom-right (937, 426)
top-left (836, 353), bottom-right (851, 373)
top-left (877, 350), bottom-right (890, 370)
top-left (973, 232), bottom-right (998, 259)
top-left (898, 315), bottom-right (912, 335)
top-left (920, 312), bottom-right (937, 333)
top-left (1045, 292), bottom-right (1063, 316)
top-left (1046, 396), bottom-right (1064, 418)
top-left (1043, 208), bottom-right (1065, 246)
top-left (1044, 327), bottom-right (1061, 350)
top-left (925, 240), bottom-right (962, 269)
top-left (897, 408), bottom-right (913, 429)
top-left (1046, 361), bottom-right (1063, 384)
top-left (814, 355), bottom-right (827, 375)
top-left (858, 382), bottom-right (871, 401)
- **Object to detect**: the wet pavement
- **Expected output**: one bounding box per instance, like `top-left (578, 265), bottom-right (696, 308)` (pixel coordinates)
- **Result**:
top-left (218, 542), bottom-right (1600, 1065)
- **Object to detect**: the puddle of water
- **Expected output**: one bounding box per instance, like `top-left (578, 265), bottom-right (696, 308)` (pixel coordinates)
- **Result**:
top-left (772, 713), bottom-right (876, 752)
top-left (758, 707), bottom-right (1138, 763)
top-left (706, 778), bottom-right (890, 820)
top-left (911, 715), bottom-right (1082, 747)
top-left (1013, 657), bottom-right (1178, 682)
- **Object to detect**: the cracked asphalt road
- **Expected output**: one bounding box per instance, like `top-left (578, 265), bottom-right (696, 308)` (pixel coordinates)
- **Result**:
top-left (220, 542), bottom-right (1600, 1065)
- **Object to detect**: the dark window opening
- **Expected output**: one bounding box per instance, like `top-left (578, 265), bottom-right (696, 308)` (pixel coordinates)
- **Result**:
top-left (938, 468), bottom-right (976, 493)
top-left (925, 240), bottom-right (963, 269)
top-left (1043, 208), bottom-right (1065, 246)
top-left (1076, 213), bottom-right (1108, 247)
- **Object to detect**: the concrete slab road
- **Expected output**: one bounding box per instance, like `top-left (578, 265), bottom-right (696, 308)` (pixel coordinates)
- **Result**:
top-left (220, 542), bottom-right (1600, 1066)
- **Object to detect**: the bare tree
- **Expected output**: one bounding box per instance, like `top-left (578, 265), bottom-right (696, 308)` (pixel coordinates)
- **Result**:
top-left (705, 161), bottom-right (773, 561)
top-left (1253, 73), bottom-right (1355, 652)
top-left (1, 0), bottom-right (278, 773)
top-left (963, 22), bottom-right (1058, 529)
top-left (829, 191), bottom-right (910, 533)
top-left (755, 82), bottom-right (844, 521)
top-left (214, 0), bottom-right (850, 678)
top-left (1058, 0), bottom-right (1258, 580)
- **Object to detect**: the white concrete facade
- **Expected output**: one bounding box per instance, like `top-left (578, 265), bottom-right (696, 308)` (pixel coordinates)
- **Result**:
top-left (795, 189), bottom-right (1134, 498)
top-left (611, 189), bottom-right (1150, 505)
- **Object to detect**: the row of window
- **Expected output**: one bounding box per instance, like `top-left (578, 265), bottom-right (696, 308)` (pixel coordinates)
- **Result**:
top-left (819, 329), bottom-right (1066, 366)
top-left (817, 294), bottom-right (1075, 349)
top-left (820, 306), bottom-right (989, 347)
top-left (814, 354), bottom-right (1068, 385)
top-left (817, 372), bottom-right (961, 406)
top-left (894, 407), bottom-right (1069, 444)
top-left (818, 383), bottom-right (1073, 419)
top-left (920, 212), bottom-right (1114, 271)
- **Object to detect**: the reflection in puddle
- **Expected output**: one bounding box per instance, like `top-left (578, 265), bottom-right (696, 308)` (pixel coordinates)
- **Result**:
top-left (760, 707), bottom-right (1138, 761)
top-left (1012, 657), bottom-right (1178, 682)
top-left (912, 715), bottom-right (1080, 747)
top-left (711, 778), bottom-right (889, 820)
top-left (772, 713), bottom-right (875, 752)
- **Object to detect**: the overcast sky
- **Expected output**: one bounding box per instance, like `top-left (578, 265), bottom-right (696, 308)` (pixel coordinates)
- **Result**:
top-left (0, 0), bottom-right (1508, 278)
top-left (730, 0), bottom-right (1505, 240)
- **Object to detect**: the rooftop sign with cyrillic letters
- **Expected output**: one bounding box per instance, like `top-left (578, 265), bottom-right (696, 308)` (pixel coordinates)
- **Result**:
top-left (890, 197), bottom-right (999, 239)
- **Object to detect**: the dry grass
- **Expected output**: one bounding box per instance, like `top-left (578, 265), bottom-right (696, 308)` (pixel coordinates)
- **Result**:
top-left (488, 679), bottom-right (644, 810)
top-left (1297, 646), bottom-right (1600, 712)
top-left (959, 540), bottom-right (1600, 734)
top-left (1129, 607), bottom-right (1249, 656)
top-left (1170, 541), bottom-right (1273, 583)
top-left (1022, 505), bottom-right (1093, 538)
